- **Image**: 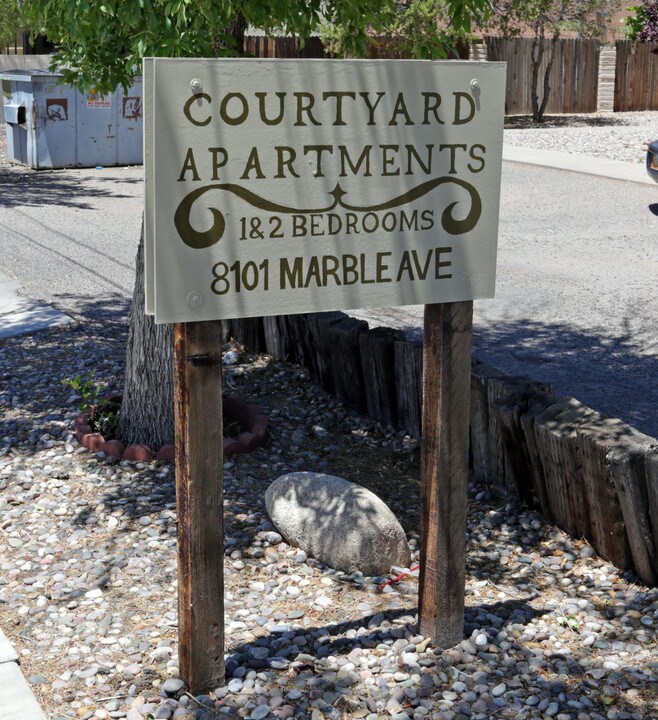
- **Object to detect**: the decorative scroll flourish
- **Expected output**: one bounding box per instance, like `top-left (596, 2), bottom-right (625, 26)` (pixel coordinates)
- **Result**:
top-left (174, 177), bottom-right (482, 249)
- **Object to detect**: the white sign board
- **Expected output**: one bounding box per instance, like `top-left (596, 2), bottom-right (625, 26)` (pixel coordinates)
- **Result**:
top-left (146, 58), bottom-right (505, 323)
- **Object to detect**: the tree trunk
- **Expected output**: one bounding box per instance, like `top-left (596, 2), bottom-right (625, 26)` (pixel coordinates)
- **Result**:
top-left (118, 222), bottom-right (174, 448)
top-left (214, 12), bottom-right (247, 56)
top-left (120, 13), bottom-right (247, 449)
top-left (537, 34), bottom-right (559, 123)
top-left (531, 27), bottom-right (559, 124)
top-left (530, 33), bottom-right (544, 122)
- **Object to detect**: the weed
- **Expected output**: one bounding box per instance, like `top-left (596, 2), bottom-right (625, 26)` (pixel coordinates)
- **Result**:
top-left (66, 375), bottom-right (121, 441)
top-left (66, 374), bottom-right (102, 413)
top-left (557, 614), bottom-right (580, 632)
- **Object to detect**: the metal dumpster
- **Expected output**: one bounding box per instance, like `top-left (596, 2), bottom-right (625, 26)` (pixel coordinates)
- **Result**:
top-left (1, 69), bottom-right (143, 169)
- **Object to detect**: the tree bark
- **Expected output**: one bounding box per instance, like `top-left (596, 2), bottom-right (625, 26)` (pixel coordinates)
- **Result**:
top-left (214, 12), bottom-right (247, 56)
top-left (530, 32), bottom-right (544, 122)
top-left (120, 10), bottom-right (248, 448)
top-left (538, 34), bottom-right (559, 122)
top-left (531, 27), bottom-right (559, 124)
top-left (118, 223), bottom-right (174, 448)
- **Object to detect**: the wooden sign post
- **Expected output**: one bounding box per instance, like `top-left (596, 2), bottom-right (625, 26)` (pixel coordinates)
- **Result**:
top-left (173, 321), bottom-right (225, 691)
top-left (419, 301), bottom-right (473, 646)
top-left (145, 58), bottom-right (505, 691)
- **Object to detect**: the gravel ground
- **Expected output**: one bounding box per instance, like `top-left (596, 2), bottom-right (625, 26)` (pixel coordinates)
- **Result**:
top-left (503, 111), bottom-right (658, 163)
top-left (1, 113), bottom-right (657, 720)
top-left (1, 324), bottom-right (657, 720)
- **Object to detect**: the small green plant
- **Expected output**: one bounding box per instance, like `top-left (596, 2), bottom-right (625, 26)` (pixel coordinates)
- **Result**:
top-left (66, 375), bottom-right (121, 441)
top-left (557, 614), bottom-right (580, 632)
top-left (67, 374), bottom-right (103, 413)
top-left (94, 407), bottom-right (120, 440)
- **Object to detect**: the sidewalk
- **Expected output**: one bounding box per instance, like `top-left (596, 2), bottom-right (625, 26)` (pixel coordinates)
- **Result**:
top-left (0, 629), bottom-right (47, 720)
top-left (502, 144), bottom-right (654, 185)
top-left (0, 270), bottom-right (74, 338)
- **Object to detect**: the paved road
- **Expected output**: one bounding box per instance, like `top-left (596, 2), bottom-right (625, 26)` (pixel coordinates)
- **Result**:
top-left (0, 159), bottom-right (657, 438)
top-left (0, 164), bottom-right (142, 321)
top-left (352, 162), bottom-right (658, 439)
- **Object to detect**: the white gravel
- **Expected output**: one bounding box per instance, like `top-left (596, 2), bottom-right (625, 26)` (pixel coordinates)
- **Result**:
top-left (1, 326), bottom-right (657, 720)
top-left (504, 111), bottom-right (658, 164)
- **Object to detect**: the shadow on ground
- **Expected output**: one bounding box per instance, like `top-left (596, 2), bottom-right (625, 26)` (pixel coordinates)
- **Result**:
top-left (1, 318), bottom-right (655, 718)
top-left (504, 114), bottom-right (649, 129)
top-left (386, 315), bottom-right (658, 440)
top-left (0, 166), bottom-right (140, 209)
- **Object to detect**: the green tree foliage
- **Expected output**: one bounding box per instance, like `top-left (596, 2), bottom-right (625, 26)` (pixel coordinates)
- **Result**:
top-left (488, 0), bottom-right (620, 122)
top-left (624, 2), bottom-right (658, 41)
top-left (17, 0), bottom-right (491, 93)
top-left (14, 0), bottom-right (397, 92)
top-left (322, 0), bottom-right (490, 59)
top-left (0, 3), bottom-right (26, 50)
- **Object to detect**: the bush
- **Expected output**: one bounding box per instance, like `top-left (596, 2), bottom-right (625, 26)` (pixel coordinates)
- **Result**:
top-left (625, 1), bottom-right (658, 42)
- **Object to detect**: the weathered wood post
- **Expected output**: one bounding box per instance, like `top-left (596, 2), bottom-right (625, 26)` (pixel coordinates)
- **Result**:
top-left (174, 321), bottom-right (225, 691)
top-left (419, 301), bottom-right (473, 646)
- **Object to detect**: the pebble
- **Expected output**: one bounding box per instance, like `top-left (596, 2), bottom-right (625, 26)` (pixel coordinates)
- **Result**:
top-left (250, 706), bottom-right (270, 720)
top-left (505, 110), bottom-right (658, 164)
top-left (161, 679), bottom-right (185, 695)
top-left (0, 303), bottom-right (656, 720)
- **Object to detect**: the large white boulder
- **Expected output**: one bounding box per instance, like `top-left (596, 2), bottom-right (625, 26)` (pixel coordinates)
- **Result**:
top-left (264, 472), bottom-right (410, 576)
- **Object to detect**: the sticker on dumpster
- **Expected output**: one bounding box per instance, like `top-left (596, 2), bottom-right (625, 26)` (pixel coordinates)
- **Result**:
top-left (123, 96), bottom-right (142, 120)
top-left (87, 89), bottom-right (112, 108)
top-left (46, 98), bottom-right (68, 121)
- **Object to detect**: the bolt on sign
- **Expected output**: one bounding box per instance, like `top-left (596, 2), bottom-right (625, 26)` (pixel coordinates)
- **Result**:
top-left (144, 59), bottom-right (506, 323)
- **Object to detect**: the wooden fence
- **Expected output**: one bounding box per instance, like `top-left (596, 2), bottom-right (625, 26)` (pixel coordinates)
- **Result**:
top-left (485, 37), bottom-right (599, 115)
top-left (614, 40), bottom-right (658, 111)
top-left (244, 35), bottom-right (326, 59)
top-left (15, 33), bottom-right (658, 115)
top-left (225, 311), bottom-right (658, 588)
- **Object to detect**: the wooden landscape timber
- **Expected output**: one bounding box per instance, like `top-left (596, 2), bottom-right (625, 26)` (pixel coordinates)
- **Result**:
top-left (607, 434), bottom-right (658, 586)
top-left (225, 311), bottom-right (658, 587)
top-left (360, 327), bottom-right (406, 429)
top-left (394, 339), bottom-right (424, 441)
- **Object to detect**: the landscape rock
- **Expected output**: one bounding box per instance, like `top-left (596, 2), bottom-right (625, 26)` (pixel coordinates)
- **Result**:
top-left (264, 472), bottom-right (410, 576)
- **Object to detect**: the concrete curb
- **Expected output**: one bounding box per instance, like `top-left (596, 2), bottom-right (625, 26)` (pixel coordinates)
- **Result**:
top-left (502, 145), bottom-right (654, 185)
top-left (0, 629), bottom-right (47, 720)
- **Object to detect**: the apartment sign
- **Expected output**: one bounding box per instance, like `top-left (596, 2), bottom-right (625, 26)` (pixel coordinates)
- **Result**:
top-left (145, 58), bottom-right (506, 323)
